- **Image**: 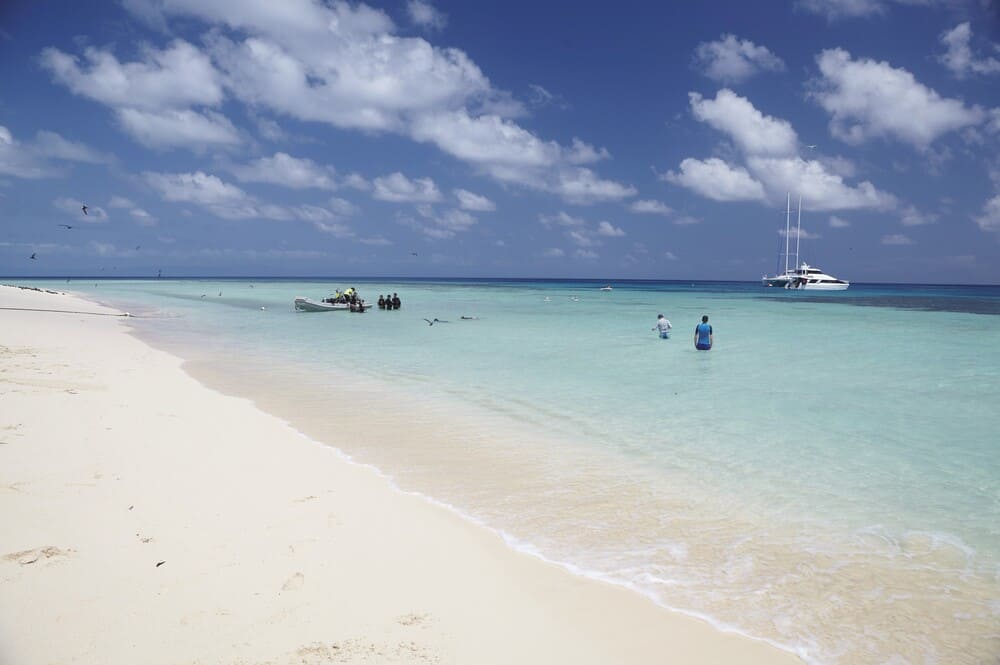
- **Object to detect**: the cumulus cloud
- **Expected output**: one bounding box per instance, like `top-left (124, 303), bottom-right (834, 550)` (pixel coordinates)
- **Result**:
top-left (829, 215), bottom-right (851, 227)
top-left (693, 34), bottom-right (785, 84)
top-left (810, 48), bottom-right (984, 149)
top-left (900, 205), bottom-right (937, 226)
top-left (40, 40), bottom-right (223, 110)
top-left (796, 0), bottom-right (887, 20)
top-left (539, 211), bottom-right (586, 228)
top-left (108, 195), bottom-right (157, 225)
top-left (882, 233), bottom-right (914, 245)
top-left (0, 126), bottom-right (110, 178)
top-left (228, 153), bottom-right (338, 190)
top-left (110, 0), bottom-right (630, 204)
top-left (629, 199), bottom-right (673, 216)
top-left (41, 40), bottom-right (234, 150)
top-left (373, 172), bottom-right (442, 203)
top-left (939, 22), bottom-right (1000, 78)
top-left (453, 188), bottom-right (496, 211)
top-left (398, 206), bottom-right (477, 238)
top-left (745, 156), bottom-right (897, 211)
top-left (689, 90), bottom-right (797, 156)
top-left (664, 158), bottom-right (766, 202)
top-left (974, 195), bottom-right (1000, 232)
top-left (143, 169), bottom-right (347, 225)
top-left (596, 221), bottom-right (625, 237)
top-left (116, 108), bottom-right (241, 150)
top-left (542, 247), bottom-right (565, 258)
top-left (671, 90), bottom-right (898, 212)
top-left (574, 249), bottom-right (599, 259)
top-left (407, 0), bottom-right (447, 30)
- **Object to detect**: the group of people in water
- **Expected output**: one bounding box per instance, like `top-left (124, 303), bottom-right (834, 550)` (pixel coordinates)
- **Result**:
top-left (653, 313), bottom-right (713, 350)
top-left (377, 293), bottom-right (401, 310)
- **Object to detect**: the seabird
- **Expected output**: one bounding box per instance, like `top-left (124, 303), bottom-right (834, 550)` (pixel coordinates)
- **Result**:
top-left (29, 252), bottom-right (37, 260)
top-left (411, 252), bottom-right (418, 256)
top-left (135, 245), bottom-right (141, 250)
top-left (57, 224), bottom-right (73, 229)
top-left (81, 205), bottom-right (88, 215)
top-left (423, 318), bottom-right (448, 326)
top-left (805, 144), bottom-right (817, 149)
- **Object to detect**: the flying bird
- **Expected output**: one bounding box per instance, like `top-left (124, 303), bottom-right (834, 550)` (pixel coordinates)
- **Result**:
top-left (29, 252), bottom-right (37, 260)
top-left (805, 144), bottom-right (817, 149)
top-left (57, 224), bottom-right (73, 229)
top-left (411, 252), bottom-right (418, 256)
top-left (423, 318), bottom-right (448, 326)
top-left (81, 205), bottom-right (89, 215)
top-left (135, 245), bottom-right (141, 250)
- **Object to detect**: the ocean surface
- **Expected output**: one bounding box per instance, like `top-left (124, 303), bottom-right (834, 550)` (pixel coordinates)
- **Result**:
top-left (18, 277), bottom-right (1000, 664)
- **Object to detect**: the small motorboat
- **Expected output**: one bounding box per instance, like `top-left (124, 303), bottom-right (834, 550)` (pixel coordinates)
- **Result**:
top-left (599, 285), bottom-right (613, 291)
top-left (293, 297), bottom-right (372, 312)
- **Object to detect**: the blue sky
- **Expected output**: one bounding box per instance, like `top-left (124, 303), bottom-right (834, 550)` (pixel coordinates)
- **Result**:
top-left (1, 0), bottom-right (998, 282)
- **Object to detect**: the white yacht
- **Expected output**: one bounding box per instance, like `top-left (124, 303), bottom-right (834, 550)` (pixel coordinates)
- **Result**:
top-left (784, 263), bottom-right (849, 290)
top-left (762, 194), bottom-right (849, 291)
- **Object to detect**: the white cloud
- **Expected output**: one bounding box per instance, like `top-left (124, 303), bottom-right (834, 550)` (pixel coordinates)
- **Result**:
top-left (40, 40), bottom-right (223, 110)
top-left (829, 215), bottom-right (851, 227)
top-left (542, 247), bottom-right (565, 258)
top-left (574, 249), bottom-right (599, 259)
top-left (779, 227), bottom-right (821, 240)
top-left (328, 197), bottom-right (360, 217)
top-left (109, 0), bottom-right (627, 204)
top-left (144, 170), bottom-right (246, 206)
top-left (745, 156), bottom-right (897, 211)
top-left (882, 233), bottom-right (914, 245)
top-left (454, 188), bottom-right (496, 211)
top-left (229, 152), bottom-right (338, 190)
top-left (0, 126), bottom-right (109, 178)
top-left (552, 166), bottom-right (636, 205)
top-left (811, 48), bottom-right (984, 149)
top-left (664, 158), bottom-right (767, 202)
top-left (565, 138), bottom-right (610, 164)
top-left (939, 22), bottom-right (1000, 78)
top-left (900, 205), bottom-right (937, 226)
top-left (398, 206), bottom-right (476, 238)
top-left (596, 221), bottom-right (625, 237)
top-left (407, 0), bottom-right (447, 30)
top-left (673, 215), bottom-right (701, 226)
top-left (796, 0), bottom-right (885, 20)
top-left (129, 208), bottom-right (158, 226)
top-left (689, 89), bottom-right (797, 156)
top-left (629, 199), bottom-right (673, 216)
top-left (566, 229), bottom-right (599, 247)
top-left (373, 172), bottom-right (442, 203)
top-left (693, 34), bottom-right (785, 84)
top-left (54, 197), bottom-right (109, 221)
top-left (539, 211), bottom-right (586, 228)
top-left (973, 195), bottom-right (1000, 232)
top-left (116, 108), bottom-right (241, 150)
top-left (32, 131), bottom-right (111, 164)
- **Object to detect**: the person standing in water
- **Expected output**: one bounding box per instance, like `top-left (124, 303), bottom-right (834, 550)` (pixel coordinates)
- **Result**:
top-left (694, 315), bottom-right (713, 350)
top-left (652, 314), bottom-right (672, 339)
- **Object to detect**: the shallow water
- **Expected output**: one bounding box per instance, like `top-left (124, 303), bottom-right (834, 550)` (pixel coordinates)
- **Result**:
top-left (28, 278), bottom-right (1000, 664)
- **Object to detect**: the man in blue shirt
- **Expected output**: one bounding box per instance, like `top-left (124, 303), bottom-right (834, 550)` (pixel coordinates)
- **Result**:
top-left (694, 315), bottom-right (713, 350)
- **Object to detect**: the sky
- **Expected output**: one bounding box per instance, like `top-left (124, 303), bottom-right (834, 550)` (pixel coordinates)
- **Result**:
top-left (1, 0), bottom-right (998, 282)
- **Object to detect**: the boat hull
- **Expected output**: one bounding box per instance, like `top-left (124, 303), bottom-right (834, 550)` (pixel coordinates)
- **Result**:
top-left (294, 297), bottom-right (373, 312)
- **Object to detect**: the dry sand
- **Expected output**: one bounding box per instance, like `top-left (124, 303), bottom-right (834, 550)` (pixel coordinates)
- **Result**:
top-left (0, 285), bottom-right (802, 665)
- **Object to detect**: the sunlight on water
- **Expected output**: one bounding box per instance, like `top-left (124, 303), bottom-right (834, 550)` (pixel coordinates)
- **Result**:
top-left (45, 278), bottom-right (1000, 665)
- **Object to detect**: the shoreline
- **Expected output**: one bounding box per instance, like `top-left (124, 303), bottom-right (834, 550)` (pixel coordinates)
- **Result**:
top-left (0, 285), bottom-right (802, 664)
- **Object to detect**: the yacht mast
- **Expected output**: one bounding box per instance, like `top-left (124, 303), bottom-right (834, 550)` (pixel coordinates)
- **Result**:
top-left (794, 195), bottom-right (802, 270)
top-left (784, 193), bottom-right (791, 274)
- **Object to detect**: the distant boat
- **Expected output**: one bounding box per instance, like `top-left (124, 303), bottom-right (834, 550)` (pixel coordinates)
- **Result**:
top-left (599, 285), bottom-right (613, 291)
top-left (762, 194), bottom-right (848, 291)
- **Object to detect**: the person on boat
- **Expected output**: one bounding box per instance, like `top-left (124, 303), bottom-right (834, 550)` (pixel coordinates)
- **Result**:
top-left (694, 315), bottom-right (713, 351)
top-left (378, 295), bottom-right (386, 310)
top-left (391, 293), bottom-right (401, 310)
top-left (653, 314), bottom-right (672, 339)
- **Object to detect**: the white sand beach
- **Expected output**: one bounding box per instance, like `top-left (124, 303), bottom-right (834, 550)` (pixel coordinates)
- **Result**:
top-left (0, 285), bottom-right (802, 665)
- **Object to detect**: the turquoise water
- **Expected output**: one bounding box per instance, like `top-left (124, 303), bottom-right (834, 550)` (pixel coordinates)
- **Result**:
top-left (23, 278), bottom-right (1000, 664)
